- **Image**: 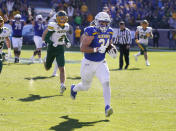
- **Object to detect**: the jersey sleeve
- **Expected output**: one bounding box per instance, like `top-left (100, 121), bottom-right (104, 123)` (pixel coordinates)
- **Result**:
top-left (147, 27), bottom-right (152, 32)
top-left (3, 27), bottom-right (11, 37)
top-left (65, 23), bottom-right (70, 31)
top-left (108, 28), bottom-right (114, 40)
top-left (136, 26), bottom-right (141, 32)
top-left (47, 22), bottom-right (56, 31)
top-left (84, 26), bottom-right (97, 36)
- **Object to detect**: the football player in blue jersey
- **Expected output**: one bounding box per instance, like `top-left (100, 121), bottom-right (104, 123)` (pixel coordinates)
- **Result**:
top-left (30, 15), bottom-right (46, 63)
top-left (70, 12), bottom-right (114, 117)
top-left (10, 14), bottom-right (26, 63)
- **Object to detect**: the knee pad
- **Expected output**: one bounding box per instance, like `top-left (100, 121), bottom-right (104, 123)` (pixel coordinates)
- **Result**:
top-left (18, 51), bottom-right (21, 56)
top-left (14, 50), bottom-right (18, 55)
top-left (34, 50), bottom-right (38, 56)
top-left (38, 50), bottom-right (41, 56)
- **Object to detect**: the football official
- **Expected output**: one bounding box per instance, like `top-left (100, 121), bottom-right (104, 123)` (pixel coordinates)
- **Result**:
top-left (116, 21), bottom-right (132, 70)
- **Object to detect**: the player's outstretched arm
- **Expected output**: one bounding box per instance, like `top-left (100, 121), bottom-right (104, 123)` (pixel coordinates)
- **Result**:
top-left (80, 34), bottom-right (95, 53)
top-left (42, 29), bottom-right (48, 41)
top-left (5, 37), bottom-right (11, 58)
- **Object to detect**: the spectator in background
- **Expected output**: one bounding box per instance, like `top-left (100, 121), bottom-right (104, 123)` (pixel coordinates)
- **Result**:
top-left (86, 13), bottom-right (93, 24)
top-left (168, 29), bottom-right (174, 49)
top-left (74, 13), bottom-right (82, 26)
top-left (153, 29), bottom-right (160, 48)
top-left (74, 26), bottom-right (81, 46)
top-left (80, 2), bottom-right (88, 15)
top-left (67, 4), bottom-right (74, 23)
top-left (6, 0), bottom-right (14, 15)
top-left (173, 31), bottom-right (176, 49)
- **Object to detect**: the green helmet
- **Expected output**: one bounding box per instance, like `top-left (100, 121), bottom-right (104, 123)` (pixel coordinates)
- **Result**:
top-left (56, 10), bottom-right (68, 26)
top-left (0, 16), bottom-right (4, 28)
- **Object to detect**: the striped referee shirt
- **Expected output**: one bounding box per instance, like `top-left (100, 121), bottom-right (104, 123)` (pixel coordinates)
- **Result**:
top-left (116, 28), bottom-right (132, 45)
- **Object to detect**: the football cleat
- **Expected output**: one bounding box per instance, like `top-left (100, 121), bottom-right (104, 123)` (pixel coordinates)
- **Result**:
top-left (51, 73), bottom-right (58, 77)
top-left (105, 105), bottom-right (113, 117)
top-left (60, 85), bottom-right (66, 95)
top-left (134, 54), bottom-right (138, 62)
top-left (14, 58), bottom-right (19, 63)
top-left (146, 61), bottom-right (150, 66)
top-left (39, 58), bottom-right (43, 63)
top-left (70, 84), bottom-right (77, 100)
top-left (30, 56), bottom-right (34, 63)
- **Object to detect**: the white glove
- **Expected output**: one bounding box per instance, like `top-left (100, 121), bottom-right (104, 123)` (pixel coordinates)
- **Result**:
top-left (42, 41), bottom-right (47, 48)
top-left (98, 46), bottom-right (107, 53)
top-left (66, 42), bottom-right (71, 48)
top-left (108, 48), bottom-right (118, 59)
top-left (8, 48), bottom-right (11, 58)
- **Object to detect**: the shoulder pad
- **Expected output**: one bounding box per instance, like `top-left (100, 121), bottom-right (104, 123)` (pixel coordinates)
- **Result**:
top-left (137, 26), bottom-right (142, 29)
top-left (107, 28), bottom-right (113, 35)
top-left (84, 26), bottom-right (97, 36)
top-left (2, 27), bottom-right (11, 37)
top-left (64, 23), bottom-right (69, 30)
top-left (48, 22), bottom-right (57, 31)
top-left (147, 27), bottom-right (152, 31)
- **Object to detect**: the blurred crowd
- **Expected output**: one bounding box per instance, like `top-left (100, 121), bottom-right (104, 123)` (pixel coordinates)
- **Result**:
top-left (101, 0), bottom-right (176, 29)
top-left (50, 0), bottom-right (93, 28)
top-left (0, 0), bottom-right (32, 23)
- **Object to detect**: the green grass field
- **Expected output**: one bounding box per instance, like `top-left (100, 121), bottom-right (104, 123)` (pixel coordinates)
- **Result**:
top-left (0, 50), bottom-right (176, 131)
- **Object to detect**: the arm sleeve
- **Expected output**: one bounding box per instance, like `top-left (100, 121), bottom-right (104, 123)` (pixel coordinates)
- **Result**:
top-left (84, 27), bottom-right (94, 36)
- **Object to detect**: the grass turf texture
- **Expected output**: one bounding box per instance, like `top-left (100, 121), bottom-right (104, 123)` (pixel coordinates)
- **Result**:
top-left (0, 50), bottom-right (176, 131)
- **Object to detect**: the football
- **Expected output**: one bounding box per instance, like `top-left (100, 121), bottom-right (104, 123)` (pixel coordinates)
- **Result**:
top-left (106, 44), bottom-right (118, 59)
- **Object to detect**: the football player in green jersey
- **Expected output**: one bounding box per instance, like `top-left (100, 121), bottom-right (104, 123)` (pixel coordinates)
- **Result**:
top-left (0, 16), bottom-right (11, 74)
top-left (42, 10), bottom-right (71, 94)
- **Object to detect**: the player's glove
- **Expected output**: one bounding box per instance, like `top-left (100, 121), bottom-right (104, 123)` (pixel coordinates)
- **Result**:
top-left (65, 42), bottom-right (71, 48)
top-left (97, 46), bottom-right (107, 53)
top-left (107, 48), bottom-right (118, 59)
top-left (42, 41), bottom-right (47, 48)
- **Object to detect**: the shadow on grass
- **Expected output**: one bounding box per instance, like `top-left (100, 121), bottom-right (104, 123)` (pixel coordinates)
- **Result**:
top-left (110, 67), bottom-right (142, 71)
top-left (109, 68), bottom-right (121, 71)
top-left (128, 68), bottom-right (142, 71)
top-left (67, 76), bottom-right (81, 80)
top-left (18, 94), bottom-right (59, 102)
top-left (24, 76), bottom-right (54, 80)
top-left (49, 115), bottom-right (109, 131)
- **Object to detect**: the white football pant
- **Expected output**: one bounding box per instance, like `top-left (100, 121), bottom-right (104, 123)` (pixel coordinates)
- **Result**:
top-left (12, 37), bottom-right (23, 51)
top-left (33, 35), bottom-right (43, 49)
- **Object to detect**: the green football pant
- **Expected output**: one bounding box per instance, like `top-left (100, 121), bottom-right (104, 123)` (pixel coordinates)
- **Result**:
top-left (45, 45), bottom-right (65, 70)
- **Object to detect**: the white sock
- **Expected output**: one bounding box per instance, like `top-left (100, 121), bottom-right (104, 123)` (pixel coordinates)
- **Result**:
top-left (136, 52), bottom-right (141, 56)
top-left (73, 82), bottom-right (82, 92)
top-left (102, 82), bottom-right (111, 106)
top-left (73, 81), bottom-right (91, 92)
top-left (61, 83), bottom-right (65, 87)
top-left (53, 63), bottom-right (58, 74)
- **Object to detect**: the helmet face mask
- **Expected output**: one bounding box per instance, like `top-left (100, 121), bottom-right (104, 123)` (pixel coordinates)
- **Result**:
top-left (14, 14), bottom-right (21, 21)
top-left (36, 15), bottom-right (43, 23)
top-left (0, 17), bottom-right (4, 28)
top-left (95, 12), bottom-right (111, 32)
top-left (56, 11), bottom-right (68, 27)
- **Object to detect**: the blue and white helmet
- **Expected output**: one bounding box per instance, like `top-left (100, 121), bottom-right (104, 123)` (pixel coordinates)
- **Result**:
top-left (36, 14), bottom-right (43, 21)
top-left (14, 14), bottom-right (21, 19)
top-left (95, 12), bottom-right (111, 32)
